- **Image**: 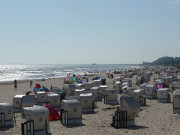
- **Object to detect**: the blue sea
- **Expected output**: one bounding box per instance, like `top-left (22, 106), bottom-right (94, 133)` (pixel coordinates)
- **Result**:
top-left (0, 64), bottom-right (139, 82)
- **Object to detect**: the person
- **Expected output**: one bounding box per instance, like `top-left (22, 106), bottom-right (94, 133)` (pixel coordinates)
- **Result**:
top-left (14, 79), bottom-right (17, 90)
top-left (26, 91), bottom-right (32, 95)
top-left (110, 74), bottom-right (114, 79)
top-left (141, 76), bottom-right (144, 84)
top-left (30, 80), bottom-right (33, 88)
top-left (60, 90), bottom-right (65, 101)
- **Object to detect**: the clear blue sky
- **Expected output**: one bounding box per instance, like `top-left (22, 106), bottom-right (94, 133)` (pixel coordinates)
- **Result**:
top-left (0, 0), bottom-right (180, 64)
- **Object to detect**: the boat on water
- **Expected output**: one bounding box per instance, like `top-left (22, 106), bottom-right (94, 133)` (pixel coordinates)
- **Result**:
top-left (93, 63), bottom-right (96, 65)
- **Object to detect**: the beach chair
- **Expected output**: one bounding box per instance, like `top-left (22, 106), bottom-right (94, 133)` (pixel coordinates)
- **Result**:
top-left (101, 78), bottom-right (106, 85)
top-left (76, 84), bottom-right (84, 89)
top-left (104, 89), bottom-right (119, 105)
top-left (51, 86), bottom-right (62, 95)
top-left (75, 89), bottom-right (86, 97)
top-left (164, 76), bottom-right (173, 87)
top-left (119, 95), bottom-right (141, 126)
top-left (68, 84), bottom-right (76, 90)
top-left (61, 99), bottom-right (82, 127)
top-left (124, 87), bottom-right (137, 95)
top-left (128, 89), bottom-right (146, 106)
top-left (144, 85), bottom-right (156, 99)
top-left (157, 88), bottom-right (171, 103)
top-left (170, 82), bottom-right (180, 92)
top-left (22, 105), bottom-right (50, 135)
top-left (79, 93), bottom-right (95, 113)
top-left (89, 87), bottom-right (99, 101)
top-left (46, 93), bottom-right (61, 111)
top-left (21, 95), bottom-right (36, 108)
top-left (139, 83), bottom-right (148, 92)
top-left (13, 95), bottom-right (36, 113)
top-left (173, 89), bottom-right (180, 113)
top-left (125, 72), bottom-right (133, 78)
top-left (115, 76), bottom-right (124, 82)
top-left (113, 81), bottom-right (122, 93)
top-left (13, 95), bottom-right (25, 113)
top-left (35, 91), bottom-right (47, 105)
top-left (122, 78), bottom-right (132, 87)
top-left (92, 80), bottom-right (101, 87)
top-left (63, 86), bottom-right (75, 97)
top-left (65, 96), bottom-right (80, 101)
top-left (83, 87), bottom-right (101, 101)
top-left (83, 82), bottom-right (92, 90)
top-left (99, 85), bottom-right (108, 98)
top-left (0, 102), bottom-right (15, 127)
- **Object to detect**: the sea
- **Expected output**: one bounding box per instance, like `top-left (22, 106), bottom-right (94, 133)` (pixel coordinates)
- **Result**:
top-left (0, 64), bottom-right (140, 82)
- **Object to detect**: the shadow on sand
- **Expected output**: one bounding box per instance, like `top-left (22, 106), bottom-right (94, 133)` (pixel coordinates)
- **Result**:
top-left (0, 125), bottom-right (14, 131)
top-left (66, 123), bottom-right (86, 128)
top-left (127, 125), bottom-right (148, 130)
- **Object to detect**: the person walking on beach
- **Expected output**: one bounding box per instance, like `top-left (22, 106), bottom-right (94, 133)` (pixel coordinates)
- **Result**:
top-left (30, 80), bottom-right (33, 88)
top-left (14, 79), bottom-right (17, 90)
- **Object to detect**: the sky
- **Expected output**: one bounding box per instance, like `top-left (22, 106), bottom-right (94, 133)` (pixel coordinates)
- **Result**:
top-left (0, 0), bottom-right (180, 64)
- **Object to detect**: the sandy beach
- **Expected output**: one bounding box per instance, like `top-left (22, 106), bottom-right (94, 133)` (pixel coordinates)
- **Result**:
top-left (1, 73), bottom-right (180, 135)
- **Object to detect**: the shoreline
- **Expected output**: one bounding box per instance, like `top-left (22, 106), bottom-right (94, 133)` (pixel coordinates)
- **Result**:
top-left (0, 72), bottom-right (103, 85)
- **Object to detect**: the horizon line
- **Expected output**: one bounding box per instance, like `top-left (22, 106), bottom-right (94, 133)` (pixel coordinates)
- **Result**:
top-left (0, 63), bottom-right (142, 65)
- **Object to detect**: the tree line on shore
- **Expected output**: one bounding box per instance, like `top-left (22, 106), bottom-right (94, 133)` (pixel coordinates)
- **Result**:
top-left (142, 56), bottom-right (180, 69)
